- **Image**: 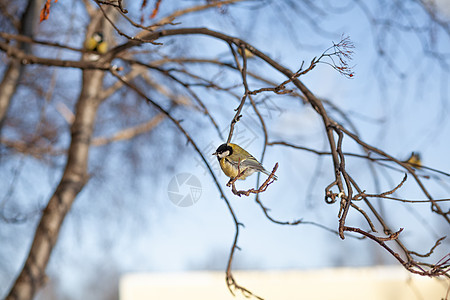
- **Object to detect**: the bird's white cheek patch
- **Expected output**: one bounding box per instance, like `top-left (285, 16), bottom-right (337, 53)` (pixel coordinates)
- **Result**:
top-left (219, 150), bottom-right (230, 158)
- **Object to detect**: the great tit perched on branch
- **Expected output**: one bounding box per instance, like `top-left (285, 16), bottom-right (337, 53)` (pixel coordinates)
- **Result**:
top-left (213, 143), bottom-right (277, 180)
top-left (85, 32), bottom-right (108, 54)
top-left (237, 47), bottom-right (255, 58)
top-left (405, 152), bottom-right (422, 169)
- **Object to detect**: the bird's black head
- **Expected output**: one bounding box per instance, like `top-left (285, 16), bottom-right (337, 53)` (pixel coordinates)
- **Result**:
top-left (212, 143), bottom-right (233, 160)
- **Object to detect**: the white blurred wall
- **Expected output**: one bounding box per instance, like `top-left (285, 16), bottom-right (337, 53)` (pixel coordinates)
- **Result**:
top-left (120, 266), bottom-right (448, 300)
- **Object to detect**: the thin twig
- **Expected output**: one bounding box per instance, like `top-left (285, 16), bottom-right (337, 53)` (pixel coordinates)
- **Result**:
top-left (229, 163), bottom-right (278, 197)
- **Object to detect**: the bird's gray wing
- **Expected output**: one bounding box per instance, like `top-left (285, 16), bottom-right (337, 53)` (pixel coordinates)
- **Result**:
top-left (239, 157), bottom-right (266, 172)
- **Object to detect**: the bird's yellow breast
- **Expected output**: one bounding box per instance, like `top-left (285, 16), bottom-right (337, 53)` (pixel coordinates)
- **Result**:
top-left (219, 158), bottom-right (249, 180)
top-left (85, 38), bottom-right (107, 53)
top-left (85, 38), bottom-right (98, 51)
top-left (97, 41), bottom-right (108, 54)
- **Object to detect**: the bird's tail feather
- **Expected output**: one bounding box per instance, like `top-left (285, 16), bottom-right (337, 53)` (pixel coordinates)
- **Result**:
top-left (262, 169), bottom-right (278, 180)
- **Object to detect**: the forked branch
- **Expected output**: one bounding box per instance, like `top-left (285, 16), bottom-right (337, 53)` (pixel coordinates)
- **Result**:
top-left (226, 163), bottom-right (279, 197)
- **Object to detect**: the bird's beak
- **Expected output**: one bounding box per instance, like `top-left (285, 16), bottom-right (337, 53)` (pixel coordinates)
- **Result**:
top-left (212, 152), bottom-right (217, 156)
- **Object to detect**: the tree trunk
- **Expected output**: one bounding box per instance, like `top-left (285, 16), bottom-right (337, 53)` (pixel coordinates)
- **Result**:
top-left (0, 61), bottom-right (21, 131)
top-left (5, 69), bottom-right (104, 300)
top-left (0, 0), bottom-right (44, 133)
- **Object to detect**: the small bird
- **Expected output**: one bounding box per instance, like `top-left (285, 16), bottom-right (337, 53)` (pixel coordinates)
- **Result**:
top-left (85, 32), bottom-right (108, 54)
top-left (405, 152), bottom-right (422, 169)
top-left (237, 47), bottom-right (255, 58)
top-left (212, 143), bottom-right (277, 180)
